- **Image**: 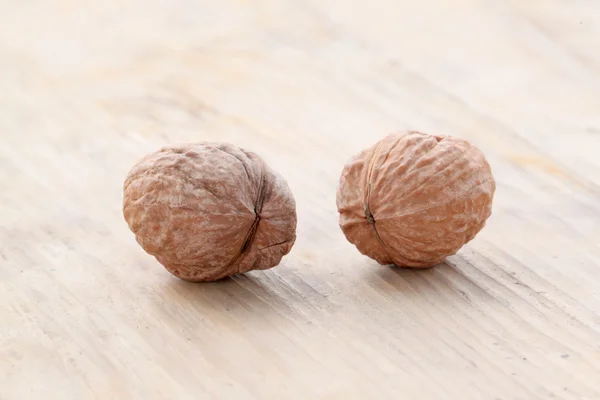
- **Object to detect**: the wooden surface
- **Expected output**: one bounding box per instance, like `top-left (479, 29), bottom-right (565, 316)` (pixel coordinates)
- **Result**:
top-left (2, 1), bottom-right (600, 399)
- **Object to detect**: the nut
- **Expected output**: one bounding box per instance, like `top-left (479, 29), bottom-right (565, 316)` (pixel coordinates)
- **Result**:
top-left (336, 131), bottom-right (495, 268)
top-left (123, 143), bottom-right (297, 282)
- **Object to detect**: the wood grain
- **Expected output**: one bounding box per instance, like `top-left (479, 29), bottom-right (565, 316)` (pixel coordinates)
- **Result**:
top-left (1, 1), bottom-right (600, 399)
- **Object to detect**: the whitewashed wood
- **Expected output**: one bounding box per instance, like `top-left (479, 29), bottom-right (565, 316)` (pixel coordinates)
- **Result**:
top-left (1, 1), bottom-right (600, 399)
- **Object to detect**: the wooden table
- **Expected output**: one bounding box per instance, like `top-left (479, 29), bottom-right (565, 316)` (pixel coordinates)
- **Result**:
top-left (2, 1), bottom-right (600, 399)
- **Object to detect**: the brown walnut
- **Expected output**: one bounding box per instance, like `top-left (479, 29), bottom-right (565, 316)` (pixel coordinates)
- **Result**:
top-left (336, 131), bottom-right (495, 268)
top-left (123, 143), bottom-right (297, 282)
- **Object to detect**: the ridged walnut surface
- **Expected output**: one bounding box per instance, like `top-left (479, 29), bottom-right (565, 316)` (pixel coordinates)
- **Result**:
top-left (123, 143), bottom-right (297, 282)
top-left (337, 131), bottom-right (495, 268)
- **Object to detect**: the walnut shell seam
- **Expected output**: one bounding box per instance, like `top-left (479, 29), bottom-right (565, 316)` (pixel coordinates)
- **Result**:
top-left (226, 159), bottom-right (268, 272)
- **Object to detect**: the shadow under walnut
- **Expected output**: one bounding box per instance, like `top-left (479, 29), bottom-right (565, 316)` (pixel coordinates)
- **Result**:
top-left (123, 142), bottom-right (297, 282)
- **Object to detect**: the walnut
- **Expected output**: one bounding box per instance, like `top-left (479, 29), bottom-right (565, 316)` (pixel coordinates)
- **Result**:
top-left (123, 143), bottom-right (297, 282)
top-left (336, 131), bottom-right (495, 268)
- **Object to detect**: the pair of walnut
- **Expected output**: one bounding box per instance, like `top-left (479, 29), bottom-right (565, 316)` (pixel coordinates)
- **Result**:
top-left (123, 131), bottom-right (495, 282)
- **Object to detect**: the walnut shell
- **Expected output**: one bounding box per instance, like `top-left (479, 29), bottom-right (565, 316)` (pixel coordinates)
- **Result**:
top-left (336, 131), bottom-right (495, 268)
top-left (123, 143), bottom-right (297, 282)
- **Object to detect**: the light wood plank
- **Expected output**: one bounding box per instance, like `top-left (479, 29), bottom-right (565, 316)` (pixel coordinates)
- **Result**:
top-left (1, 1), bottom-right (600, 399)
